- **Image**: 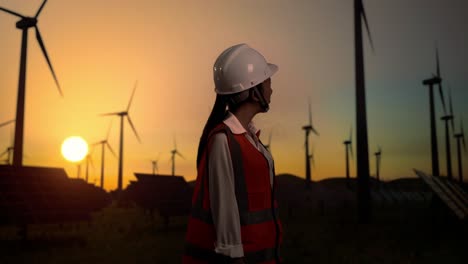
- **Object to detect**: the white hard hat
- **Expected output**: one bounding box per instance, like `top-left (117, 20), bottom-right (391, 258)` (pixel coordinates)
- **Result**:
top-left (213, 44), bottom-right (278, 95)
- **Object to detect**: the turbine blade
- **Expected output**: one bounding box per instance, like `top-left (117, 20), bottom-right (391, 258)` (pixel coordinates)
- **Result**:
top-left (435, 44), bottom-right (441, 78)
top-left (106, 142), bottom-right (117, 158)
top-left (0, 149), bottom-right (8, 158)
top-left (176, 151), bottom-right (185, 160)
top-left (35, 0), bottom-right (48, 18)
top-left (311, 126), bottom-right (319, 136)
top-left (0, 7), bottom-right (25, 18)
top-left (308, 97), bottom-right (312, 126)
top-left (349, 125), bottom-right (353, 142)
top-left (127, 80), bottom-right (138, 112)
top-left (0, 119), bottom-right (15, 128)
top-left (126, 115), bottom-right (141, 143)
top-left (35, 26), bottom-right (63, 97)
top-left (174, 134), bottom-right (177, 149)
top-left (438, 83), bottom-right (447, 115)
top-left (361, 2), bottom-right (375, 53)
top-left (448, 86), bottom-right (455, 131)
top-left (434, 46), bottom-right (447, 115)
top-left (350, 144), bottom-right (354, 160)
top-left (100, 112), bottom-right (120, 116)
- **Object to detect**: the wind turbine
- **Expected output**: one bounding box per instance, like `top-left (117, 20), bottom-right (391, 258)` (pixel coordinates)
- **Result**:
top-left (354, 0), bottom-right (374, 222)
top-left (441, 86), bottom-right (455, 179)
top-left (84, 150), bottom-right (95, 183)
top-left (0, 146), bottom-right (13, 165)
top-left (0, 119), bottom-right (15, 164)
top-left (151, 153), bottom-right (161, 175)
top-left (101, 81), bottom-right (141, 191)
top-left (0, 0), bottom-right (63, 167)
top-left (92, 121), bottom-right (117, 190)
top-left (374, 146), bottom-right (382, 181)
top-left (302, 98), bottom-right (319, 189)
top-left (422, 46), bottom-right (447, 177)
top-left (343, 126), bottom-right (353, 185)
top-left (170, 136), bottom-right (185, 176)
top-left (454, 118), bottom-right (466, 183)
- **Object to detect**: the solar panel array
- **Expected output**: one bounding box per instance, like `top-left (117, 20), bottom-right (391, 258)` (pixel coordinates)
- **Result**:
top-left (414, 169), bottom-right (468, 220)
top-left (124, 173), bottom-right (192, 219)
top-left (0, 165), bottom-right (111, 225)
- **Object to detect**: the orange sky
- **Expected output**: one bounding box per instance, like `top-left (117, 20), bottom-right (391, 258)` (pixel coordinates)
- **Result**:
top-left (1, 0), bottom-right (467, 191)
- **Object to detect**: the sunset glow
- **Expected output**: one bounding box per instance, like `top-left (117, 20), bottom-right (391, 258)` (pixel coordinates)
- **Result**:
top-left (61, 136), bottom-right (88, 163)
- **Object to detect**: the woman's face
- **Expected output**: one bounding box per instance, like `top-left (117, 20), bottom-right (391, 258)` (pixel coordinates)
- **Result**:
top-left (262, 78), bottom-right (272, 103)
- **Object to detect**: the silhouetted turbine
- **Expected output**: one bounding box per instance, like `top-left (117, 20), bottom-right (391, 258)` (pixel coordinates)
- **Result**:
top-left (0, 0), bottom-right (63, 167)
top-left (0, 119), bottom-right (15, 164)
top-left (92, 121), bottom-right (117, 190)
top-left (0, 146), bottom-right (13, 165)
top-left (151, 153), bottom-right (161, 175)
top-left (101, 81), bottom-right (141, 191)
top-left (354, 0), bottom-right (374, 223)
top-left (85, 152), bottom-right (95, 183)
top-left (302, 98), bottom-right (319, 189)
top-left (422, 46), bottom-right (447, 177)
top-left (441, 86), bottom-right (455, 179)
top-left (343, 126), bottom-right (353, 185)
top-left (170, 136), bottom-right (185, 176)
top-left (374, 146), bottom-right (381, 181)
top-left (454, 118), bottom-right (466, 183)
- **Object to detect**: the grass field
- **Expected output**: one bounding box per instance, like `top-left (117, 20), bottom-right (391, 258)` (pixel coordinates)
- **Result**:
top-left (0, 200), bottom-right (466, 264)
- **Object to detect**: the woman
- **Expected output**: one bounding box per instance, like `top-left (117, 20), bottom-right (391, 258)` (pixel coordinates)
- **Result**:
top-left (183, 43), bottom-right (282, 264)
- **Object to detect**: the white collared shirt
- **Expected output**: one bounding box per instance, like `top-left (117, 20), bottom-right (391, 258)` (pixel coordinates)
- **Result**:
top-left (209, 112), bottom-right (275, 258)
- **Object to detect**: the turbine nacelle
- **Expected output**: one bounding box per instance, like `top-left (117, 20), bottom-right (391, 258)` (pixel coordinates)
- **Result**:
top-left (422, 76), bottom-right (441, 86)
top-left (15, 17), bottom-right (37, 29)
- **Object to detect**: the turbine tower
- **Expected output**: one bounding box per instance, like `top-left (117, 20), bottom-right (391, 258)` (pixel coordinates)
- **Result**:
top-left (441, 86), bottom-right (455, 179)
top-left (170, 136), bottom-right (185, 176)
top-left (101, 81), bottom-right (141, 191)
top-left (343, 126), bottom-right (353, 186)
top-left (0, 0), bottom-right (63, 167)
top-left (422, 46), bottom-right (446, 177)
top-left (454, 119), bottom-right (466, 183)
top-left (302, 98), bottom-right (319, 189)
top-left (354, 0), bottom-right (374, 222)
top-left (92, 121), bottom-right (116, 190)
top-left (374, 146), bottom-right (381, 181)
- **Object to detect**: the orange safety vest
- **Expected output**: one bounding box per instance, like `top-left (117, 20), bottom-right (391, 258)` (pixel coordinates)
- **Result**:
top-left (183, 123), bottom-right (283, 264)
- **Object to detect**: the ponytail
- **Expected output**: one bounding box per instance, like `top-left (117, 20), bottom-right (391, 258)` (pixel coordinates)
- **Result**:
top-left (196, 95), bottom-right (228, 167)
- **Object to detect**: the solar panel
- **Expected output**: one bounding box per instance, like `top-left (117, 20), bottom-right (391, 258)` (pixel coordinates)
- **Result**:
top-left (124, 173), bottom-right (192, 221)
top-left (414, 169), bottom-right (467, 220)
top-left (0, 165), bottom-right (111, 226)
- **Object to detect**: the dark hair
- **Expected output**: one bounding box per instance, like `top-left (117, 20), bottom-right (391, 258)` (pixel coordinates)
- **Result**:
top-left (196, 83), bottom-right (264, 167)
top-left (196, 95), bottom-right (228, 167)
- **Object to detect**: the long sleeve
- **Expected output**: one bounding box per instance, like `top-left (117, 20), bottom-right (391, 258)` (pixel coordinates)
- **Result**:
top-left (208, 133), bottom-right (244, 258)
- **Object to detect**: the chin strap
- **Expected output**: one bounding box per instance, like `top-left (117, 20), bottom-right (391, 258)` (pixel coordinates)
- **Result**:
top-left (252, 86), bottom-right (269, 112)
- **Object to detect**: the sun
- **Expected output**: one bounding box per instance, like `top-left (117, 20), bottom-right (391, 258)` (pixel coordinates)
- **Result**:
top-left (61, 136), bottom-right (89, 162)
